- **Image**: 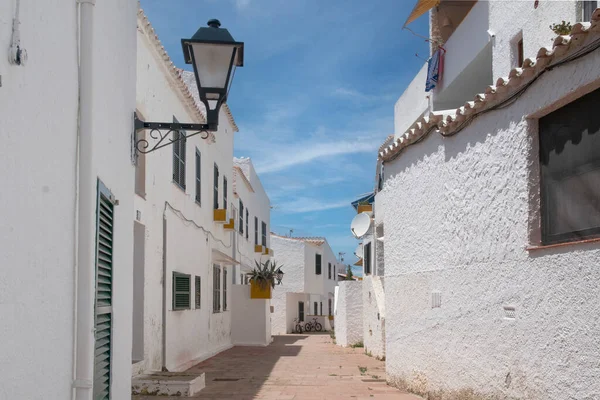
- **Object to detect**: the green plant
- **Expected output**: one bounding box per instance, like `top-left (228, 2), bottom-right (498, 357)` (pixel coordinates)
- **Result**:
top-left (358, 366), bottom-right (368, 375)
top-left (345, 265), bottom-right (354, 280)
top-left (350, 341), bottom-right (364, 348)
top-left (248, 260), bottom-right (284, 290)
top-left (357, 200), bottom-right (371, 206)
top-left (550, 20), bottom-right (572, 35)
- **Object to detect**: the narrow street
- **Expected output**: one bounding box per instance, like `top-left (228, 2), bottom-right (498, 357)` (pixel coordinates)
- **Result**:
top-left (133, 334), bottom-right (422, 400)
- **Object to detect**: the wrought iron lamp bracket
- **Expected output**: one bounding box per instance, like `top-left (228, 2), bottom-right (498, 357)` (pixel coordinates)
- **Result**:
top-left (133, 112), bottom-right (214, 154)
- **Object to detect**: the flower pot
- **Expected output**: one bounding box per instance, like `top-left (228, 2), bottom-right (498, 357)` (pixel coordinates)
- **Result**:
top-left (357, 204), bottom-right (373, 214)
top-left (250, 280), bottom-right (272, 299)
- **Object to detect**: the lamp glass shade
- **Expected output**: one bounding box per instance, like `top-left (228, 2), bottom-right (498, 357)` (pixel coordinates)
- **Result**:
top-left (191, 43), bottom-right (237, 92)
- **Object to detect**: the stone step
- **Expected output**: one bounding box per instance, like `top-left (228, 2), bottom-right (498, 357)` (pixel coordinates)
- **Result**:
top-left (132, 371), bottom-right (205, 397)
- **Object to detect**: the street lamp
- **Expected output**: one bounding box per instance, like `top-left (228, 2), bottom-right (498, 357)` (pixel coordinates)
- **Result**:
top-left (275, 268), bottom-right (284, 285)
top-left (134, 19), bottom-right (244, 154)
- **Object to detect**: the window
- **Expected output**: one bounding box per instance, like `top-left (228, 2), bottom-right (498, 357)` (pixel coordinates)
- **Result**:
top-left (173, 272), bottom-right (191, 310)
top-left (314, 302), bottom-right (318, 315)
top-left (315, 254), bottom-right (322, 275)
top-left (213, 265), bottom-right (221, 312)
top-left (583, 1), bottom-right (598, 21)
top-left (539, 88), bottom-right (600, 245)
top-left (172, 118), bottom-right (186, 190)
top-left (239, 199), bottom-right (244, 234)
top-left (517, 38), bottom-right (524, 68)
top-left (261, 221), bottom-right (267, 247)
top-left (195, 276), bottom-right (201, 309)
top-left (245, 209), bottom-right (249, 239)
top-left (195, 149), bottom-right (201, 204)
top-left (328, 263), bottom-right (332, 279)
top-left (254, 217), bottom-right (258, 245)
top-left (213, 164), bottom-right (219, 209)
top-left (298, 302), bottom-right (304, 322)
top-left (135, 124), bottom-right (146, 198)
top-left (223, 176), bottom-right (228, 211)
top-left (328, 299), bottom-right (332, 316)
top-left (364, 243), bottom-right (372, 275)
top-left (223, 268), bottom-right (228, 311)
top-left (320, 302), bottom-right (323, 316)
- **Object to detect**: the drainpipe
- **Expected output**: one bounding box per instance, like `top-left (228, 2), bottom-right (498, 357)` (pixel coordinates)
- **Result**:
top-left (162, 204), bottom-right (168, 371)
top-left (73, 0), bottom-right (96, 399)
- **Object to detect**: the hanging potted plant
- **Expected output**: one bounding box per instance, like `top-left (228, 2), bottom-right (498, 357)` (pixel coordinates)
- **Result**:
top-left (248, 260), bottom-right (284, 299)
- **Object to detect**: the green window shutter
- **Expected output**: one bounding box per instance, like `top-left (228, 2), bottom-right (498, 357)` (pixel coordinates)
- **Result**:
top-left (195, 276), bottom-right (201, 309)
top-left (172, 272), bottom-right (191, 310)
top-left (93, 180), bottom-right (115, 400)
top-left (195, 149), bottom-right (201, 204)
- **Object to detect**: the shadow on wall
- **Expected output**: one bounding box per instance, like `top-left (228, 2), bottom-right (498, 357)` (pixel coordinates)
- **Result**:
top-left (181, 335), bottom-right (307, 398)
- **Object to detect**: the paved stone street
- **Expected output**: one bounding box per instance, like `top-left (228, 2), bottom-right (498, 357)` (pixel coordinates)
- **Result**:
top-left (133, 334), bottom-right (422, 400)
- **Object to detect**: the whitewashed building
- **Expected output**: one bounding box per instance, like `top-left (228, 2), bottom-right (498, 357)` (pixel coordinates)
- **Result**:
top-left (0, 0), bottom-right (138, 399)
top-left (377, 1), bottom-right (600, 398)
top-left (231, 157), bottom-right (272, 283)
top-left (133, 9), bottom-right (241, 375)
top-left (270, 235), bottom-right (341, 334)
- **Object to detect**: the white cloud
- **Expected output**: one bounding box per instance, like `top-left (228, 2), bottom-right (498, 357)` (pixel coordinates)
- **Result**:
top-left (278, 197), bottom-right (352, 214)
top-left (254, 139), bottom-right (379, 174)
top-left (234, 0), bottom-right (251, 10)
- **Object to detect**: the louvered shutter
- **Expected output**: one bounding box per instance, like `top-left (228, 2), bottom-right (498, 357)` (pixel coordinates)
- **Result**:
top-left (173, 131), bottom-right (180, 183)
top-left (93, 180), bottom-right (115, 400)
top-left (173, 272), bottom-right (191, 310)
top-left (195, 276), bottom-right (201, 308)
top-left (179, 134), bottom-right (186, 189)
top-left (195, 150), bottom-right (201, 204)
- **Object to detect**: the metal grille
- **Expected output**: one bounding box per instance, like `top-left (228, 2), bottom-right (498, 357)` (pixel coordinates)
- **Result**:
top-left (223, 269), bottom-right (228, 311)
top-left (245, 209), bottom-right (249, 239)
top-left (223, 177), bottom-right (228, 211)
top-left (93, 180), bottom-right (114, 400)
top-left (213, 164), bottom-right (219, 210)
top-left (213, 265), bottom-right (221, 312)
top-left (173, 272), bottom-right (191, 310)
top-left (261, 221), bottom-right (267, 247)
top-left (239, 200), bottom-right (244, 234)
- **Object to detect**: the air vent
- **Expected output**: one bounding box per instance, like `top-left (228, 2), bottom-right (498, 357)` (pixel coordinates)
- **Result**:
top-left (504, 306), bottom-right (516, 320)
top-left (431, 291), bottom-right (441, 308)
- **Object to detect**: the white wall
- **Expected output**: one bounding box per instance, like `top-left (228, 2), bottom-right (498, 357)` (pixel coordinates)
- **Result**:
top-left (488, 1), bottom-right (577, 79)
top-left (362, 276), bottom-right (385, 359)
top-left (335, 281), bottom-right (364, 347)
top-left (394, 63), bottom-right (429, 138)
top-left (0, 0), bottom-right (137, 398)
top-left (231, 285), bottom-right (271, 346)
top-left (232, 157), bottom-right (271, 282)
top-left (382, 34), bottom-right (600, 398)
top-left (270, 235), bottom-right (305, 334)
top-left (135, 11), bottom-right (237, 374)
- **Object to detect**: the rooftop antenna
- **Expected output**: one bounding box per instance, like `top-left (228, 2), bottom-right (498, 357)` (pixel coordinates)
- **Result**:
top-left (339, 252), bottom-right (345, 262)
top-left (289, 229), bottom-right (294, 237)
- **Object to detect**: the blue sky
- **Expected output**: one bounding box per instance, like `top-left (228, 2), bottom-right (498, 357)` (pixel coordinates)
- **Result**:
top-left (140, 0), bottom-right (429, 274)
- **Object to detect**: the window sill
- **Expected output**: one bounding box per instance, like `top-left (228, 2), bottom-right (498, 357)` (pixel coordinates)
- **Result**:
top-left (195, 200), bottom-right (201, 207)
top-left (527, 237), bottom-right (600, 251)
top-left (135, 192), bottom-right (146, 200)
top-left (172, 181), bottom-right (186, 192)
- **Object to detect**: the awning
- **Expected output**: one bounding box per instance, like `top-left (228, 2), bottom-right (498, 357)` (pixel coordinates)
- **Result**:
top-left (351, 192), bottom-right (375, 211)
top-left (404, 0), bottom-right (440, 27)
top-left (353, 258), bottom-right (363, 267)
top-left (211, 249), bottom-right (240, 266)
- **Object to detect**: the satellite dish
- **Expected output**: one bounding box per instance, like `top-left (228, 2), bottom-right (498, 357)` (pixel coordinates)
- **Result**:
top-left (354, 245), bottom-right (363, 259)
top-left (350, 212), bottom-right (371, 239)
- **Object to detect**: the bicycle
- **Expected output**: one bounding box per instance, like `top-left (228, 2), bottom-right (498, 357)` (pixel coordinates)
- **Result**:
top-left (293, 317), bottom-right (303, 333)
top-left (303, 317), bottom-right (322, 332)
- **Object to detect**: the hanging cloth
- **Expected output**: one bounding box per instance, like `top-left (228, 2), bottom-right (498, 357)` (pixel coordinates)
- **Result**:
top-left (425, 48), bottom-right (444, 92)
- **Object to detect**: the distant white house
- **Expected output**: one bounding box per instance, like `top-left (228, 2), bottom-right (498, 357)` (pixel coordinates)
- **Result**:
top-left (270, 235), bottom-right (341, 334)
top-left (377, 1), bottom-right (600, 398)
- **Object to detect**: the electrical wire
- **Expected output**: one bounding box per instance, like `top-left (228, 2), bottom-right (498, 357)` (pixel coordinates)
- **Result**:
top-left (163, 201), bottom-right (232, 249)
top-left (384, 36), bottom-right (600, 165)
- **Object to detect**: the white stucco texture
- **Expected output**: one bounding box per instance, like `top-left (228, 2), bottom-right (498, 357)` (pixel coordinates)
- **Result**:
top-left (362, 276), bottom-right (385, 359)
top-left (335, 281), bottom-right (364, 348)
top-left (0, 0), bottom-right (138, 398)
top-left (231, 285), bottom-right (271, 346)
top-left (382, 36), bottom-right (600, 398)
